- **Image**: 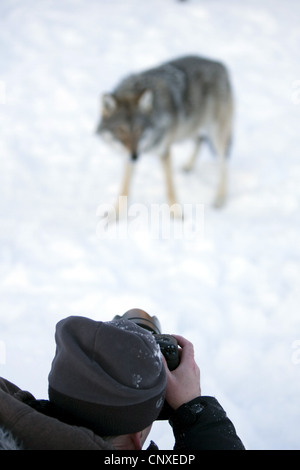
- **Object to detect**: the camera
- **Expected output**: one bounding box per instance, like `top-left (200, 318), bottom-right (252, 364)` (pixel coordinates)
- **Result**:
top-left (113, 309), bottom-right (179, 371)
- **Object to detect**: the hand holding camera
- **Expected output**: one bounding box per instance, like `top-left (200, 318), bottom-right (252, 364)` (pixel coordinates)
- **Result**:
top-left (162, 334), bottom-right (201, 410)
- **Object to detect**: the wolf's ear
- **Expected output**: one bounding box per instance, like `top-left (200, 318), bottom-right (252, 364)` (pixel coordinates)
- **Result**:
top-left (138, 89), bottom-right (153, 113)
top-left (101, 93), bottom-right (117, 117)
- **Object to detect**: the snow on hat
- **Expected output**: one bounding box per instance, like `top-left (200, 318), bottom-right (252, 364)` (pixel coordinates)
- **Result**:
top-left (48, 316), bottom-right (167, 436)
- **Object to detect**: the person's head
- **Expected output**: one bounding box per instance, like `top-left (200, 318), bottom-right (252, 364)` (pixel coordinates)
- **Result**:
top-left (48, 314), bottom-right (167, 448)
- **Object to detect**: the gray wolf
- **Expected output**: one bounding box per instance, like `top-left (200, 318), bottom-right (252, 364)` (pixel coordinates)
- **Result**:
top-left (96, 55), bottom-right (233, 217)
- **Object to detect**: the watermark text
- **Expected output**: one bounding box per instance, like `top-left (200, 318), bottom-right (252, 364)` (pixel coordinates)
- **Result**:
top-left (96, 197), bottom-right (204, 241)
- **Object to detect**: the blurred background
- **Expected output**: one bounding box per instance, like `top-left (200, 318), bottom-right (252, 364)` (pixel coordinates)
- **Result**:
top-left (0, 0), bottom-right (299, 449)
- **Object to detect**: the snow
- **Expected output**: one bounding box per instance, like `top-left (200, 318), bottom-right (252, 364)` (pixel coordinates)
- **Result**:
top-left (0, 0), bottom-right (300, 450)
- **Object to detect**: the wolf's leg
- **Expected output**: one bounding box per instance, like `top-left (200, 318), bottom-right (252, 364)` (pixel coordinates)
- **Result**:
top-left (115, 158), bottom-right (134, 218)
top-left (211, 90), bottom-right (233, 208)
top-left (161, 150), bottom-right (183, 218)
top-left (213, 152), bottom-right (228, 208)
top-left (182, 136), bottom-right (205, 172)
top-left (212, 129), bottom-right (231, 208)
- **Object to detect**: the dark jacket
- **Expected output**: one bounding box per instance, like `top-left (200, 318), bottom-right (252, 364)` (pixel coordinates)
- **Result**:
top-left (0, 377), bottom-right (245, 450)
top-left (169, 396), bottom-right (245, 450)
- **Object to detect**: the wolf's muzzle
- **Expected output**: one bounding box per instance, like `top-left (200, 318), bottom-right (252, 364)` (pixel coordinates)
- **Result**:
top-left (131, 151), bottom-right (139, 161)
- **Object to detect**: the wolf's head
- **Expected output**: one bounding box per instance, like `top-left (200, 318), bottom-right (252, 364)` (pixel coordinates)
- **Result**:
top-left (96, 89), bottom-right (157, 161)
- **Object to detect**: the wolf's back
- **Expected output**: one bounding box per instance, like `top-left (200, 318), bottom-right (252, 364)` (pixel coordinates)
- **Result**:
top-left (114, 55), bottom-right (231, 119)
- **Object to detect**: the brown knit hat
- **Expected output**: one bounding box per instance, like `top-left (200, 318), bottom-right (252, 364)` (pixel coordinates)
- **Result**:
top-left (48, 316), bottom-right (167, 436)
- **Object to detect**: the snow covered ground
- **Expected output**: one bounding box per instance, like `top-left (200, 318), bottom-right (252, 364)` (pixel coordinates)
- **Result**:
top-left (0, 0), bottom-right (300, 450)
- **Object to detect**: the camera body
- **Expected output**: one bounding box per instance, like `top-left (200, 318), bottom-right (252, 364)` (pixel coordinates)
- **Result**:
top-left (154, 334), bottom-right (179, 371)
top-left (113, 309), bottom-right (179, 371)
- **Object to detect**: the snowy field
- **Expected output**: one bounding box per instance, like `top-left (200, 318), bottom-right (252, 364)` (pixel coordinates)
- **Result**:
top-left (0, 0), bottom-right (300, 450)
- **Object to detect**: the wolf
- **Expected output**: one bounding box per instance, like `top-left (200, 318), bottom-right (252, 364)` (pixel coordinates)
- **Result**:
top-left (96, 55), bottom-right (233, 217)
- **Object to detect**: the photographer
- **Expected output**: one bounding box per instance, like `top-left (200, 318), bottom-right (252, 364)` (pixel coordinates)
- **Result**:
top-left (0, 313), bottom-right (245, 450)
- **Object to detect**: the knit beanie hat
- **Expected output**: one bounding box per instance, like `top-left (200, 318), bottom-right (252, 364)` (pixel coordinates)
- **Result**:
top-left (48, 316), bottom-right (167, 436)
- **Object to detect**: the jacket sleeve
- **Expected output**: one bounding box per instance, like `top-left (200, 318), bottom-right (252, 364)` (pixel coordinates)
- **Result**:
top-left (0, 378), bottom-right (112, 450)
top-left (169, 396), bottom-right (245, 450)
